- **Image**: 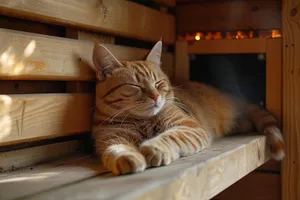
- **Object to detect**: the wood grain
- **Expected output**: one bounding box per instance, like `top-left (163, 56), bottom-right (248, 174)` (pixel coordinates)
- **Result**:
top-left (0, 140), bottom-right (81, 172)
top-left (23, 135), bottom-right (269, 200)
top-left (0, 155), bottom-right (108, 200)
top-left (176, 0), bottom-right (281, 33)
top-left (282, 0), bottom-right (300, 200)
top-left (187, 39), bottom-right (267, 54)
top-left (0, 94), bottom-right (93, 146)
top-left (0, 28), bottom-right (174, 80)
top-left (0, 0), bottom-right (175, 44)
top-left (213, 172), bottom-right (281, 200)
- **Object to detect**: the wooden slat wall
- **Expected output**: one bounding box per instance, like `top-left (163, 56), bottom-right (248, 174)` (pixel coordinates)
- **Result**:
top-left (0, 0), bottom-right (175, 44)
top-left (282, 0), bottom-right (300, 199)
top-left (0, 0), bottom-right (175, 170)
top-left (176, 0), bottom-right (281, 33)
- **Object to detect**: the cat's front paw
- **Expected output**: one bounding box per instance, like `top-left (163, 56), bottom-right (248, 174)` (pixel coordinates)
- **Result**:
top-left (103, 145), bottom-right (146, 175)
top-left (139, 140), bottom-right (180, 167)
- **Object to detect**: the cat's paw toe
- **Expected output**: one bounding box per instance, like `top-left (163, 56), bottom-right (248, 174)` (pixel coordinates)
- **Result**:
top-left (103, 145), bottom-right (147, 175)
top-left (113, 153), bottom-right (146, 175)
top-left (139, 144), bottom-right (178, 167)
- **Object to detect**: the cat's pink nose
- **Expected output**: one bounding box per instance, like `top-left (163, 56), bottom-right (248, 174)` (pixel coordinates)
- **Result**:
top-left (151, 94), bottom-right (159, 102)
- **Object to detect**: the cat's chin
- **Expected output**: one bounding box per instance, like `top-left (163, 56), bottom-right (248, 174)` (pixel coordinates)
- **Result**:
top-left (131, 106), bottom-right (163, 119)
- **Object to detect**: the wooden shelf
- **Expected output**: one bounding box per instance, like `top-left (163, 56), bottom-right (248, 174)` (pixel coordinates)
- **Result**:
top-left (0, 135), bottom-right (270, 200)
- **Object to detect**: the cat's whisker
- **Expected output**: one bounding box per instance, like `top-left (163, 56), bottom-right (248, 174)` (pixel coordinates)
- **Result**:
top-left (108, 103), bottom-right (145, 124)
top-left (99, 101), bottom-right (147, 126)
top-left (120, 103), bottom-right (148, 125)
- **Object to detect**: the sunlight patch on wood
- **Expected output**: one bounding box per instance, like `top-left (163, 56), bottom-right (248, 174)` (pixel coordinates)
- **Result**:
top-left (0, 40), bottom-right (45, 76)
top-left (0, 95), bottom-right (12, 140)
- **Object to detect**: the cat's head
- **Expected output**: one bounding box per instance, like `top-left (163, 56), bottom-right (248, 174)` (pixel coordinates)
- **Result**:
top-left (91, 41), bottom-right (174, 119)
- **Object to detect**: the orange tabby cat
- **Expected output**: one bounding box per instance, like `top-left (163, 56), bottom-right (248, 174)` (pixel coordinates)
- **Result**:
top-left (90, 41), bottom-right (285, 175)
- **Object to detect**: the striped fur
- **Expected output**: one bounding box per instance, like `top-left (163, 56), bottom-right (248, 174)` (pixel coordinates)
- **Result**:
top-left (91, 41), bottom-right (285, 175)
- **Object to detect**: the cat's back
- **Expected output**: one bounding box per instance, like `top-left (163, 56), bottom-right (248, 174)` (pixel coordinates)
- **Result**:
top-left (173, 81), bottom-right (238, 136)
top-left (173, 81), bottom-right (233, 108)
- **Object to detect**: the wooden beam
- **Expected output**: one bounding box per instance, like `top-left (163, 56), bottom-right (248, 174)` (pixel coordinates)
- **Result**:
top-left (212, 172), bottom-right (281, 200)
top-left (0, 140), bottom-right (82, 172)
top-left (20, 136), bottom-right (269, 200)
top-left (0, 94), bottom-right (93, 146)
top-left (282, 0), bottom-right (300, 199)
top-left (152, 0), bottom-right (176, 7)
top-left (176, 0), bottom-right (281, 34)
top-left (187, 39), bottom-right (267, 54)
top-left (0, 28), bottom-right (174, 80)
top-left (0, 0), bottom-right (175, 44)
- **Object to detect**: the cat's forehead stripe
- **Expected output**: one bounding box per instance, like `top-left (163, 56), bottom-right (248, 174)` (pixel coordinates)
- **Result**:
top-left (133, 63), bottom-right (150, 77)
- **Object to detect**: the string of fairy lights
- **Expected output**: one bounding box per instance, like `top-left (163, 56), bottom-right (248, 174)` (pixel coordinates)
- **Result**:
top-left (178, 30), bottom-right (282, 41)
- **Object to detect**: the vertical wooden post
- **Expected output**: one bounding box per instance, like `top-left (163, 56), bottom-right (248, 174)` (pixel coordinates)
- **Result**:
top-left (282, 0), bottom-right (300, 200)
top-left (266, 39), bottom-right (282, 123)
top-left (175, 40), bottom-right (189, 82)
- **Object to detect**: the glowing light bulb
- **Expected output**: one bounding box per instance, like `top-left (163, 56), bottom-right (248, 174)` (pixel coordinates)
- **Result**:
top-left (195, 35), bottom-right (200, 40)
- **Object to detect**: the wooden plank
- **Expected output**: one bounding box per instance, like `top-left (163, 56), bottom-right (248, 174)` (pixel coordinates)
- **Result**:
top-left (0, 155), bottom-right (108, 200)
top-left (0, 28), bottom-right (174, 80)
top-left (0, 140), bottom-right (81, 172)
top-left (152, 0), bottom-right (176, 7)
top-left (0, 28), bottom-right (94, 80)
top-left (176, 0), bottom-right (281, 34)
top-left (0, 94), bottom-right (93, 146)
top-left (0, 0), bottom-right (175, 44)
top-left (282, 0), bottom-right (300, 200)
top-left (24, 136), bottom-right (269, 200)
top-left (266, 39), bottom-right (282, 122)
top-left (187, 39), bottom-right (267, 54)
top-left (175, 40), bottom-right (189, 82)
top-left (212, 172), bottom-right (281, 200)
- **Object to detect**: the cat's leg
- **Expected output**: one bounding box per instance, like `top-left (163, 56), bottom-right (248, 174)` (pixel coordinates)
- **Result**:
top-left (139, 122), bottom-right (211, 167)
top-left (94, 128), bottom-right (146, 175)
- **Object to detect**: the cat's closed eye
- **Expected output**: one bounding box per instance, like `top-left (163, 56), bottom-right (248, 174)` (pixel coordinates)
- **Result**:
top-left (120, 84), bottom-right (142, 97)
top-left (155, 80), bottom-right (169, 92)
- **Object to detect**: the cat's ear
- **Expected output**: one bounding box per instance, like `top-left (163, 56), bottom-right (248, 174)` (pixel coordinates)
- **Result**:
top-left (146, 40), bottom-right (162, 66)
top-left (92, 42), bottom-right (123, 81)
